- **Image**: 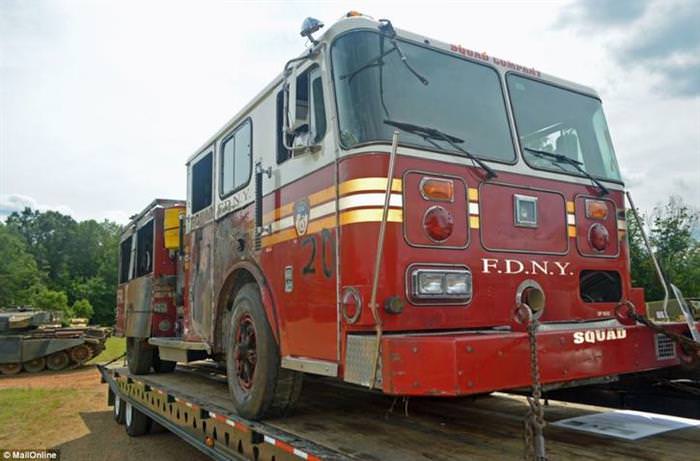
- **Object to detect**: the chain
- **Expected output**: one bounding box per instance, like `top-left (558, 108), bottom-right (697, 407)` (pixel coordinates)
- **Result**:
top-left (521, 304), bottom-right (547, 461)
top-left (616, 301), bottom-right (700, 365)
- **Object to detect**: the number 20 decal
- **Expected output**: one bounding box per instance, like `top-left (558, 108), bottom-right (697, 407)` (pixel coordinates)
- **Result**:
top-left (301, 229), bottom-right (335, 278)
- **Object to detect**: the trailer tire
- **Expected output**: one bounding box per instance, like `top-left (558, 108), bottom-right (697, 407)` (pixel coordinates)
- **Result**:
top-left (127, 337), bottom-right (153, 375)
top-left (226, 283), bottom-right (303, 420)
top-left (125, 401), bottom-right (150, 436)
top-left (113, 393), bottom-right (126, 425)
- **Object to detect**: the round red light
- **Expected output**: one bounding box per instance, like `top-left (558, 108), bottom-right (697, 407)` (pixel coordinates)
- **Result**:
top-left (589, 223), bottom-right (610, 251)
top-left (423, 206), bottom-right (454, 242)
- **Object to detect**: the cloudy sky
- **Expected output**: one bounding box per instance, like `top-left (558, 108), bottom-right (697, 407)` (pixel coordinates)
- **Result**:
top-left (1, 0), bottom-right (698, 224)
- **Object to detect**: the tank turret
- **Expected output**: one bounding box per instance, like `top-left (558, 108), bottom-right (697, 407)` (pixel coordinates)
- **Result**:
top-left (0, 308), bottom-right (57, 333)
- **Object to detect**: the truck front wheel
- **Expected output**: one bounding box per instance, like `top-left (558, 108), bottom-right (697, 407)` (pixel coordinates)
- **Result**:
top-left (226, 283), bottom-right (302, 420)
top-left (126, 337), bottom-right (153, 375)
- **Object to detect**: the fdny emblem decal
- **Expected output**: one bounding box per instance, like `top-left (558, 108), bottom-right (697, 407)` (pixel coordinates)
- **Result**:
top-left (573, 328), bottom-right (627, 345)
top-left (293, 199), bottom-right (310, 237)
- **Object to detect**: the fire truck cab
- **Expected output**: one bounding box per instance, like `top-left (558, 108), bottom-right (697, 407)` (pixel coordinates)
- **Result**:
top-left (117, 13), bottom-right (699, 420)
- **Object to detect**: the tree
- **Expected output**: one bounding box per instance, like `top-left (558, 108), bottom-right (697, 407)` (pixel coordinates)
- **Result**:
top-left (627, 196), bottom-right (699, 300)
top-left (5, 208), bottom-right (121, 325)
top-left (71, 298), bottom-right (94, 320)
top-left (0, 224), bottom-right (42, 307)
top-left (28, 286), bottom-right (70, 314)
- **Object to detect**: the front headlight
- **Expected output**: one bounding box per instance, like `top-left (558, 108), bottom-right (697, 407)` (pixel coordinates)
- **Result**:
top-left (445, 272), bottom-right (471, 295)
top-left (411, 267), bottom-right (472, 301)
top-left (418, 272), bottom-right (444, 295)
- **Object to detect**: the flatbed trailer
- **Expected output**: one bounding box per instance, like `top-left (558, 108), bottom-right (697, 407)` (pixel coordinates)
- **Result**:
top-left (100, 363), bottom-right (700, 460)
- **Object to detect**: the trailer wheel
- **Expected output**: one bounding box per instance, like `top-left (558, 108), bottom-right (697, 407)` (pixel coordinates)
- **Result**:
top-left (126, 337), bottom-right (153, 375)
top-left (125, 401), bottom-right (150, 436)
top-left (0, 363), bottom-right (22, 375)
top-left (153, 350), bottom-right (177, 373)
top-left (46, 351), bottom-right (70, 371)
top-left (113, 393), bottom-right (126, 425)
top-left (23, 357), bottom-right (46, 373)
top-left (226, 283), bottom-right (303, 420)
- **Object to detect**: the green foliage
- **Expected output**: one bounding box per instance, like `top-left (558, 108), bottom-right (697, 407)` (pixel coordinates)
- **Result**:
top-left (627, 196), bottom-right (700, 300)
top-left (71, 298), bottom-right (94, 319)
top-left (0, 224), bottom-right (41, 306)
top-left (4, 207), bottom-right (120, 325)
top-left (28, 286), bottom-right (69, 314)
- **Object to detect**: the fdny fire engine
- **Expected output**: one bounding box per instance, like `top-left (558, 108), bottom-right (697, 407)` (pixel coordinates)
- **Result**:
top-left (115, 12), bottom-right (700, 438)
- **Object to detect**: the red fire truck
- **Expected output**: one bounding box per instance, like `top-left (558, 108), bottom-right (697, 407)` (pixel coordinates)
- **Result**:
top-left (116, 13), bottom-right (700, 424)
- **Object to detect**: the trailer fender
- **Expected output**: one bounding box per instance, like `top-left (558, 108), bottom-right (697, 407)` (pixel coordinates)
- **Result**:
top-left (214, 261), bottom-right (281, 353)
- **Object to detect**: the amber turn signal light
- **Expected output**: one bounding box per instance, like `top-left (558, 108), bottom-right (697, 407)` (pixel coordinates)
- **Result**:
top-left (420, 177), bottom-right (454, 202)
top-left (585, 199), bottom-right (608, 220)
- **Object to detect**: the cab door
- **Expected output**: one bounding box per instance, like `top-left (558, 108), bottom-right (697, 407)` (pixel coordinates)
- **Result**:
top-left (267, 61), bottom-right (339, 366)
top-left (184, 148), bottom-right (215, 341)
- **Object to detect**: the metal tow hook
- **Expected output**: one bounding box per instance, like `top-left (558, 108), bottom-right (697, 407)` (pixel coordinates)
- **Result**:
top-left (516, 303), bottom-right (548, 461)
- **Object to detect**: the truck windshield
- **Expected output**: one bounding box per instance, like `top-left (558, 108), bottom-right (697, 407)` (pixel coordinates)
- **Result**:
top-left (507, 74), bottom-right (622, 182)
top-left (331, 30), bottom-right (515, 163)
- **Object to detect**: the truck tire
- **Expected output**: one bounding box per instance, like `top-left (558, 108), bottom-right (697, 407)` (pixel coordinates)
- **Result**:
top-left (226, 283), bottom-right (303, 420)
top-left (125, 401), bottom-right (150, 436)
top-left (127, 337), bottom-right (153, 375)
top-left (113, 393), bottom-right (126, 425)
top-left (153, 350), bottom-right (177, 373)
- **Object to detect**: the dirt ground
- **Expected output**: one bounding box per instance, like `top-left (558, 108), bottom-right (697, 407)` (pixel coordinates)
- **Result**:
top-left (0, 367), bottom-right (209, 461)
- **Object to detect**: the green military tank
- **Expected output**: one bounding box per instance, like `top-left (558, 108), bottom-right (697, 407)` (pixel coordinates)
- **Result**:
top-left (0, 308), bottom-right (111, 375)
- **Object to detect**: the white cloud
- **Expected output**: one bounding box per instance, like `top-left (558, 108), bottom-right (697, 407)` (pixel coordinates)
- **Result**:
top-left (0, 193), bottom-right (73, 218)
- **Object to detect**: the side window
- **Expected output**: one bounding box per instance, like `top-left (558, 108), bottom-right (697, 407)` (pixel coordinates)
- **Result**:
top-left (287, 65), bottom-right (327, 150)
top-left (191, 152), bottom-right (213, 214)
top-left (119, 236), bottom-right (132, 283)
top-left (221, 120), bottom-right (252, 196)
top-left (136, 221), bottom-right (154, 277)
top-left (310, 68), bottom-right (326, 143)
top-left (276, 91), bottom-right (292, 164)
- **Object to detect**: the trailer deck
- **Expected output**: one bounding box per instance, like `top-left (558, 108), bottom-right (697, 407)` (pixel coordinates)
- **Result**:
top-left (101, 362), bottom-right (700, 460)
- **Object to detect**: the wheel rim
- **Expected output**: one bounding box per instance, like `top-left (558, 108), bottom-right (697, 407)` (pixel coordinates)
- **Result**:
top-left (114, 395), bottom-right (121, 417)
top-left (70, 345), bottom-right (92, 364)
top-left (24, 358), bottom-right (46, 373)
top-left (47, 352), bottom-right (69, 370)
top-left (125, 402), bottom-right (133, 427)
top-left (0, 363), bottom-right (22, 375)
top-left (234, 314), bottom-right (257, 391)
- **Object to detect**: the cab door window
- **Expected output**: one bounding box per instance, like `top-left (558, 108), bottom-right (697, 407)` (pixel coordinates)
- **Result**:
top-left (285, 65), bottom-right (327, 153)
top-left (119, 236), bottom-right (133, 283)
top-left (135, 221), bottom-right (154, 277)
top-left (191, 152), bottom-right (213, 214)
top-left (220, 120), bottom-right (252, 196)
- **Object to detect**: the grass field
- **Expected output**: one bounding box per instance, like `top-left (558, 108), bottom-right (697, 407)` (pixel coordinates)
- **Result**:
top-left (88, 336), bottom-right (126, 365)
top-left (0, 388), bottom-right (81, 444)
top-left (0, 335), bottom-right (205, 460)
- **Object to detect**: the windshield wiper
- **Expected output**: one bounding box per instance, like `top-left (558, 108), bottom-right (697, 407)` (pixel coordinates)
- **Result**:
top-left (384, 119), bottom-right (497, 179)
top-left (340, 20), bottom-right (429, 86)
top-left (523, 147), bottom-right (609, 196)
